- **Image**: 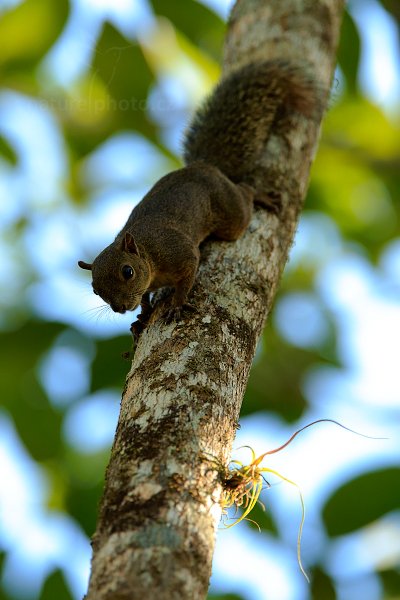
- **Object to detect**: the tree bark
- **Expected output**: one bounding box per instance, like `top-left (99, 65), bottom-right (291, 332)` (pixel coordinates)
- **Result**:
top-left (85, 1), bottom-right (344, 598)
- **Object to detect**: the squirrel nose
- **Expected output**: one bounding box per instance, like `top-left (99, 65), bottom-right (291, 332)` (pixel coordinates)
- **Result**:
top-left (111, 303), bottom-right (126, 314)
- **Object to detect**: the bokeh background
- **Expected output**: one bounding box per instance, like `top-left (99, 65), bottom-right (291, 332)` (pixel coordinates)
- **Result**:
top-left (0, 0), bottom-right (399, 599)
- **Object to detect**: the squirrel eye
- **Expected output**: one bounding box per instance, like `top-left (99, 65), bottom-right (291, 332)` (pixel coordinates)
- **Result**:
top-left (122, 265), bottom-right (134, 280)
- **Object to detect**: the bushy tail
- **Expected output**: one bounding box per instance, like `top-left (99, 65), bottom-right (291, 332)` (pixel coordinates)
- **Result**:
top-left (183, 60), bottom-right (324, 182)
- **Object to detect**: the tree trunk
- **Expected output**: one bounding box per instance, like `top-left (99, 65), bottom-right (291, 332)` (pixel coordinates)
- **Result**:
top-left (85, 1), bottom-right (344, 598)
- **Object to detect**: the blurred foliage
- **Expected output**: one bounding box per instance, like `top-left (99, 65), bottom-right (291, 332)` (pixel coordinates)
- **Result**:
top-left (0, 321), bottom-right (65, 460)
top-left (0, 0), bottom-right (68, 75)
top-left (336, 10), bottom-right (361, 94)
top-left (207, 595), bottom-right (244, 600)
top-left (243, 322), bottom-right (338, 420)
top-left (0, 1), bottom-right (399, 600)
top-left (39, 570), bottom-right (72, 600)
top-left (149, 0), bottom-right (225, 59)
top-left (323, 468), bottom-right (400, 536)
top-left (310, 567), bottom-right (336, 600)
top-left (0, 134), bottom-right (18, 165)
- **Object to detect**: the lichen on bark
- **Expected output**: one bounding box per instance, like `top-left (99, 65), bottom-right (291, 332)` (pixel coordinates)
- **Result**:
top-left (85, 1), bottom-right (345, 599)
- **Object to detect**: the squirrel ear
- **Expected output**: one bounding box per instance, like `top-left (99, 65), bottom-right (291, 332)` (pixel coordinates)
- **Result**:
top-left (124, 232), bottom-right (140, 255)
top-left (78, 260), bottom-right (92, 271)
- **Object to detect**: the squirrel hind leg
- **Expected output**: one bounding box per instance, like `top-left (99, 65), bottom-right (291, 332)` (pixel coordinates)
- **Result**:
top-left (212, 182), bottom-right (253, 241)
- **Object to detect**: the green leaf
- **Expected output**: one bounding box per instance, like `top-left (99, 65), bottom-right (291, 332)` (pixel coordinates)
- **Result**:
top-left (140, 19), bottom-right (220, 87)
top-left (311, 566), bottom-right (337, 599)
top-left (380, 1), bottom-right (400, 26)
top-left (337, 10), bottom-right (361, 94)
top-left (323, 468), bottom-right (400, 536)
top-left (91, 335), bottom-right (131, 392)
top-left (55, 72), bottom-right (117, 159)
top-left (0, 0), bottom-right (69, 74)
top-left (149, 0), bottom-right (225, 59)
top-left (14, 369), bottom-right (64, 461)
top-left (313, 98), bottom-right (400, 254)
top-left (66, 475), bottom-right (105, 536)
top-left (0, 320), bottom-right (64, 402)
top-left (62, 22), bottom-right (157, 159)
top-left (322, 98), bottom-right (400, 157)
top-left (0, 551), bottom-right (14, 600)
top-left (243, 323), bottom-right (327, 421)
top-left (0, 134), bottom-right (18, 165)
top-left (0, 320), bottom-right (66, 460)
top-left (39, 569), bottom-right (73, 600)
top-left (379, 568), bottom-right (400, 597)
top-left (91, 22), bottom-right (155, 138)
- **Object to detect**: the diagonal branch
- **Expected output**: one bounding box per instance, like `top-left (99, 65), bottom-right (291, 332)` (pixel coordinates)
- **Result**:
top-left (85, 1), bottom-right (345, 598)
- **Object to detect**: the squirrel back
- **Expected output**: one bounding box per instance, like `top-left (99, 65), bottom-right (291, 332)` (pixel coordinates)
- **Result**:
top-left (183, 60), bottom-right (322, 182)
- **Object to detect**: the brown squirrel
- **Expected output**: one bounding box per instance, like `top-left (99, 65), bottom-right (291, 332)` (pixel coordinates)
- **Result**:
top-left (78, 60), bottom-right (321, 335)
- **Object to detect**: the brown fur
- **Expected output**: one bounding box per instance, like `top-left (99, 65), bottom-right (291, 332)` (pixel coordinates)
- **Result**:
top-left (79, 61), bottom-right (322, 329)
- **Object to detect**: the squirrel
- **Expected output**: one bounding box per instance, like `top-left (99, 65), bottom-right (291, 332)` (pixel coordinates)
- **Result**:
top-left (78, 60), bottom-right (322, 336)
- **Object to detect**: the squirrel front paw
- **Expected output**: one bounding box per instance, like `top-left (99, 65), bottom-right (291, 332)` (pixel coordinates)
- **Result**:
top-left (130, 319), bottom-right (145, 342)
top-left (163, 303), bottom-right (196, 324)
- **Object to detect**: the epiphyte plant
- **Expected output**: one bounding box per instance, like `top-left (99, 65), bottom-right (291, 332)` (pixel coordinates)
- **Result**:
top-left (213, 418), bottom-right (385, 582)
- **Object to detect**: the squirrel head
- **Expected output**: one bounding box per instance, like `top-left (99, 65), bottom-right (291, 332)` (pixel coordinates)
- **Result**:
top-left (78, 232), bottom-right (151, 314)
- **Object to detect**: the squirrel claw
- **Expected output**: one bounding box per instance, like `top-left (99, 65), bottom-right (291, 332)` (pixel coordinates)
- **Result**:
top-left (164, 303), bottom-right (196, 324)
top-left (254, 190), bottom-right (282, 214)
top-left (181, 302), bottom-right (196, 314)
top-left (164, 307), bottom-right (182, 324)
